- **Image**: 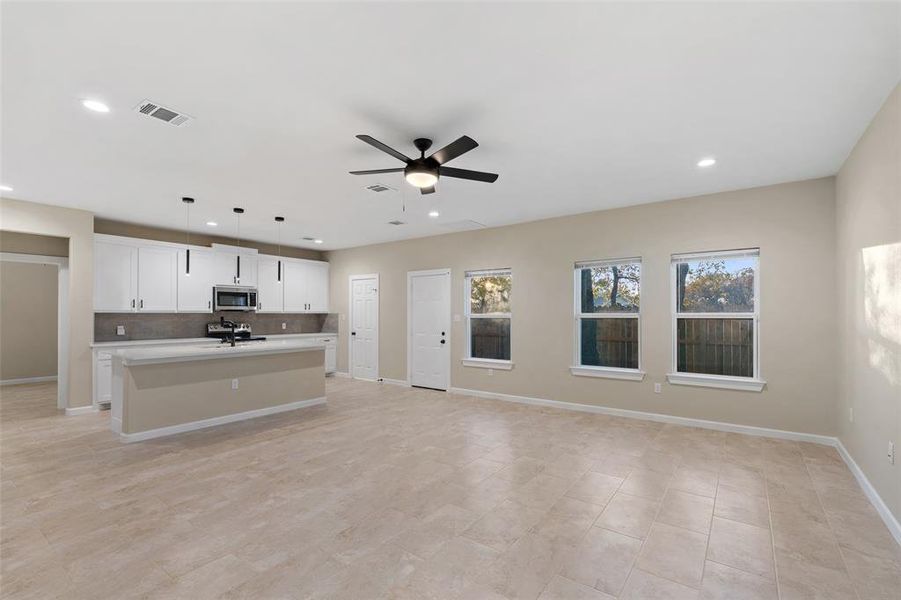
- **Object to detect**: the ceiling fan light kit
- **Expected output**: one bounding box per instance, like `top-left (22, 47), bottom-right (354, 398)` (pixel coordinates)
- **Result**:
top-left (350, 134), bottom-right (498, 195)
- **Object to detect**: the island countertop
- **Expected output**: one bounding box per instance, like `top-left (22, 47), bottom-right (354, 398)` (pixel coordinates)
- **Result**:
top-left (115, 338), bottom-right (326, 366)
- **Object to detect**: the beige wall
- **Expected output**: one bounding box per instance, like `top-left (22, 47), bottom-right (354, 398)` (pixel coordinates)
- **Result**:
top-left (0, 230), bottom-right (69, 256)
top-left (0, 262), bottom-right (58, 380)
top-left (327, 177), bottom-right (837, 435)
top-left (836, 84), bottom-right (901, 522)
top-left (0, 198), bottom-right (94, 408)
top-left (95, 218), bottom-right (323, 261)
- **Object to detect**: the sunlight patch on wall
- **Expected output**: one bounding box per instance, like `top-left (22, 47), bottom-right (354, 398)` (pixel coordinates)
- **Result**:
top-left (862, 242), bottom-right (901, 386)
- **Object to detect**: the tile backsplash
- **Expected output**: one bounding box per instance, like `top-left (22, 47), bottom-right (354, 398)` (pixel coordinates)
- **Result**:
top-left (95, 312), bottom-right (337, 342)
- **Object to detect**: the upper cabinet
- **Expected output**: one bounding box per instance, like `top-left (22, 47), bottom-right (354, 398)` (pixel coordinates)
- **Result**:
top-left (177, 248), bottom-right (215, 312)
top-left (94, 239), bottom-right (138, 312)
top-left (257, 256), bottom-right (284, 313)
top-left (306, 260), bottom-right (330, 313)
top-left (137, 246), bottom-right (178, 312)
top-left (210, 246), bottom-right (258, 286)
top-left (95, 237), bottom-right (178, 312)
top-left (94, 234), bottom-right (328, 314)
top-left (283, 258), bottom-right (329, 313)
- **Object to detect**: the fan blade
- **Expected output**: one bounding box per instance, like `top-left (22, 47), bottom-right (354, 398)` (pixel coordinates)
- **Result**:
top-left (349, 168), bottom-right (405, 175)
top-left (439, 166), bottom-right (499, 183)
top-left (429, 135), bottom-right (478, 165)
top-left (356, 135), bottom-right (411, 163)
top-left (420, 186), bottom-right (436, 195)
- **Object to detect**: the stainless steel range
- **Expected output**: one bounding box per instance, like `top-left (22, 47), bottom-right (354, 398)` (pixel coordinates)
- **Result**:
top-left (206, 321), bottom-right (267, 344)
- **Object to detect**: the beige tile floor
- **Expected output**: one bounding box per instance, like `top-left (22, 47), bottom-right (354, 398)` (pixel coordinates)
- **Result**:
top-left (1, 378), bottom-right (899, 599)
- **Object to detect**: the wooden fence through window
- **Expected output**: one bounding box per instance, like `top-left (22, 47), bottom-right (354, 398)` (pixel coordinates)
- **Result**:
top-left (677, 318), bottom-right (753, 377)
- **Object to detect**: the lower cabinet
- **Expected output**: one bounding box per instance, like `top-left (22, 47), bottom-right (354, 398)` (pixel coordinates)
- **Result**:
top-left (94, 352), bottom-right (112, 407)
top-left (318, 336), bottom-right (337, 374)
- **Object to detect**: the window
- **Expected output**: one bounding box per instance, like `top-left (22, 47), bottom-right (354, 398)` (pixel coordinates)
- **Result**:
top-left (464, 269), bottom-right (512, 368)
top-left (571, 258), bottom-right (643, 380)
top-left (668, 249), bottom-right (764, 391)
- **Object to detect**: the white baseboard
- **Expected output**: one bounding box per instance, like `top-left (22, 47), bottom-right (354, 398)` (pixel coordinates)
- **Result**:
top-left (379, 378), bottom-right (410, 387)
top-left (65, 405), bottom-right (99, 416)
top-left (835, 440), bottom-right (901, 546)
top-left (1, 375), bottom-right (57, 386)
top-left (334, 371), bottom-right (351, 379)
top-left (119, 396), bottom-right (327, 443)
top-left (448, 387), bottom-right (835, 445)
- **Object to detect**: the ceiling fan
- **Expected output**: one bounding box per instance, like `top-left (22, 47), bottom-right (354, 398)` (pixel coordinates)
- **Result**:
top-left (350, 135), bottom-right (499, 194)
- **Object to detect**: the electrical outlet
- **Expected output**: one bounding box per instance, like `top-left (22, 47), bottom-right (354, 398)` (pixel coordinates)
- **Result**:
top-left (889, 441), bottom-right (895, 465)
top-left (654, 383), bottom-right (662, 394)
top-left (116, 325), bottom-right (126, 336)
top-left (281, 322), bottom-right (287, 330)
top-left (231, 378), bottom-right (239, 390)
top-left (849, 407), bottom-right (854, 423)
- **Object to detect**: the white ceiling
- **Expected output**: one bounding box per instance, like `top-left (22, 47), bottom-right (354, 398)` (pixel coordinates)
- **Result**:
top-left (2, 2), bottom-right (898, 250)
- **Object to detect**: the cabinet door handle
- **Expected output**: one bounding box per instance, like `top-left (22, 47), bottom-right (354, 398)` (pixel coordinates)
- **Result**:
top-left (140, 299), bottom-right (143, 309)
top-left (132, 299), bottom-right (135, 309)
top-left (208, 300), bottom-right (211, 310)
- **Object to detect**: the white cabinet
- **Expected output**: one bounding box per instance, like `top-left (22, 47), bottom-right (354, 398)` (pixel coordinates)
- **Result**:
top-left (282, 258), bottom-right (330, 313)
top-left (282, 260), bottom-right (308, 312)
top-left (211, 251), bottom-right (258, 286)
top-left (94, 240), bottom-right (138, 312)
top-left (306, 261), bottom-right (330, 313)
top-left (177, 248), bottom-right (215, 312)
top-left (318, 335), bottom-right (337, 374)
top-left (137, 246), bottom-right (178, 312)
top-left (257, 256), bottom-right (283, 313)
top-left (94, 352), bottom-right (112, 406)
top-left (95, 236), bottom-right (178, 313)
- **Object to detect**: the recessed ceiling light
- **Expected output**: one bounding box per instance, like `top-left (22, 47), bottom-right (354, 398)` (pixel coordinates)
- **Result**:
top-left (697, 157), bottom-right (716, 168)
top-left (0, 185), bottom-right (12, 192)
top-left (313, 239), bottom-right (324, 245)
top-left (428, 210), bottom-right (440, 218)
top-left (82, 99), bottom-right (110, 113)
top-left (205, 221), bottom-right (218, 227)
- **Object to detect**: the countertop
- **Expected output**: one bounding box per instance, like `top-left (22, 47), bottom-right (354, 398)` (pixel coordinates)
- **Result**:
top-left (92, 332), bottom-right (337, 349)
top-left (115, 338), bottom-right (327, 366)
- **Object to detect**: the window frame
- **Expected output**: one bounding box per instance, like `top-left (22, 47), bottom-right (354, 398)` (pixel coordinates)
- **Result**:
top-left (571, 257), bottom-right (645, 381)
top-left (667, 248), bottom-right (765, 392)
top-left (463, 268), bottom-right (513, 369)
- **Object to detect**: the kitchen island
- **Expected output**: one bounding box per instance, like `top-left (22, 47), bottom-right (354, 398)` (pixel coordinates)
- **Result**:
top-left (110, 339), bottom-right (326, 442)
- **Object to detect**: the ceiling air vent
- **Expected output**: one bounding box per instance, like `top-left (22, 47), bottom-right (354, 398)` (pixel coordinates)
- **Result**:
top-left (366, 183), bottom-right (396, 193)
top-left (387, 220), bottom-right (406, 226)
top-left (134, 99), bottom-right (193, 127)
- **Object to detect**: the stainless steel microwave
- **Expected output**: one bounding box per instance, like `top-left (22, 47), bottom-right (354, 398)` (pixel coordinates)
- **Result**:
top-left (213, 286), bottom-right (258, 311)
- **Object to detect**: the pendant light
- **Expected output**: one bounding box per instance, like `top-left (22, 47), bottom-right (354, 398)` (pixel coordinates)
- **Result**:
top-left (182, 197), bottom-right (195, 276)
top-left (233, 207), bottom-right (244, 283)
top-left (274, 216), bottom-right (285, 282)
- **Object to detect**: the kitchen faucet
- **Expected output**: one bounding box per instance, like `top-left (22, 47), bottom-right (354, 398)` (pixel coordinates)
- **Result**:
top-left (219, 317), bottom-right (238, 347)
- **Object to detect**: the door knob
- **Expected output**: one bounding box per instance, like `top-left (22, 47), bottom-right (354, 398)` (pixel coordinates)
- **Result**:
top-left (351, 332), bottom-right (356, 336)
top-left (440, 339), bottom-right (446, 344)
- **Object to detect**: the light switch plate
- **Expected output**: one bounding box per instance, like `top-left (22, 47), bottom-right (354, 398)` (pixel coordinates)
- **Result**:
top-left (281, 322), bottom-right (287, 330)
top-left (116, 325), bottom-right (126, 336)
top-left (654, 383), bottom-right (661, 393)
top-left (231, 379), bottom-right (239, 390)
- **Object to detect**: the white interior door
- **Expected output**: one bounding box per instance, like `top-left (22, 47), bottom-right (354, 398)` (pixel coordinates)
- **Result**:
top-left (409, 270), bottom-right (450, 391)
top-left (350, 275), bottom-right (378, 380)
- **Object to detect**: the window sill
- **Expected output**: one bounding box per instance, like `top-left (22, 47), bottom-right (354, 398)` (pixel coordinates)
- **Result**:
top-left (570, 366), bottom-right (645, 381)
top-left (666, 373), bottom-right (766, 392)
top-left (462, 358), bottom-right (514, 370)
